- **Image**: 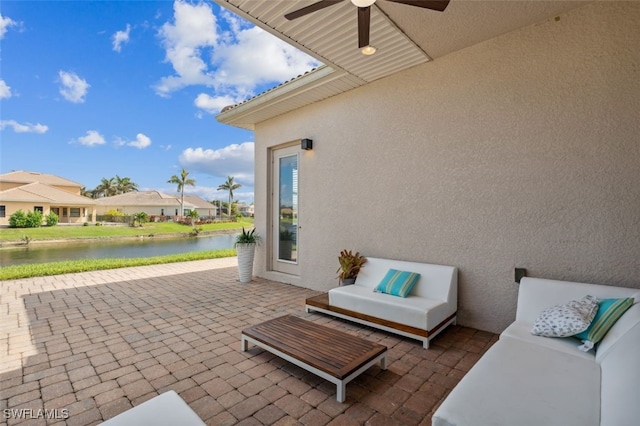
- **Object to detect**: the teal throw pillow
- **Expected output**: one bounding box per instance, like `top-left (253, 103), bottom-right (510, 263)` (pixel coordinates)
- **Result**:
top-left (575, 297), bottom-right (634, 350)
top-left (374, 269), bottom-right (421, 298)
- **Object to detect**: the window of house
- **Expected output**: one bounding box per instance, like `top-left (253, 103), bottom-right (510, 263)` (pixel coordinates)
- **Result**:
top-left (0, 205), bottom-right (5, 218)
top-left (70, 208), bottom-right (81, 217)
top-left (34, 206), bottom-right (44, 213)
top-left (184, 209), bottom-right (191, 215)
top-left (62, 208), bottom-right (68, 217)
top-left (51, 207), bottom-right (60, 216)
top-left (161, 209), bottom-right (164, 216)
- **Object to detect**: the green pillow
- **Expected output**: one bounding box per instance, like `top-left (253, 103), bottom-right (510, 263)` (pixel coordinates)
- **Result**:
top-left (575, 297), bottom-right (634, 349)
top-left (374, 269), bottom-right (421, 298)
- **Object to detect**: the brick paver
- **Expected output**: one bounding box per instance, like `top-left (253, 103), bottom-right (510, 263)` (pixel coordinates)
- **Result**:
top-left (0, 257), bottom-right (497, 425)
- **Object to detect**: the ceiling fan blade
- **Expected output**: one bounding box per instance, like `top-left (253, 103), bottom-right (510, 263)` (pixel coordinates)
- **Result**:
top-left (285, 0), bottom-right (345, 20)
top-left (357, 6), bottom-right (371, 48)
top-left (385, 0), bottom-right (450, 12)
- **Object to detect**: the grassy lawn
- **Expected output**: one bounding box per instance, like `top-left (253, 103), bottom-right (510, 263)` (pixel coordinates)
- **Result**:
top-left (0, 219), bottom-right (254, 243)
top-left (0, 249), bottom-right (236, 280)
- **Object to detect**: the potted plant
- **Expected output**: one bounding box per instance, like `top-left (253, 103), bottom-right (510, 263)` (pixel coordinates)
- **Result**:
top-left (236, 227), bottom-right (261, 283)
top-left (336, 249), bottom-right (367, 285)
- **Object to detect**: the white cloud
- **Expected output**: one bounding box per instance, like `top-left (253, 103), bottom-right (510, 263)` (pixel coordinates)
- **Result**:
top-left (127, 133), bottom-right (152, 149)
top-left (58, 71), bottom-right (90, 103)
top-left (0, 120), bottom-right (48, 134)
top-left (0, 14), bottom-right (18, 39)
top-left (178, 142), bottom-right (254, 186)
top-left (0, 80), bottom-right (11, 99)
top-left (211, 25), bottom-right (317, 92)
top-left (155, 1), bottom-right (320, 114)
top-left (112, 24), bottom-right (131, 52)
top-left (194, 93), bottom-right (235, 115)
top-left (75, 130), bottom-right (105, 146)
top-left (154, 0), bottom-right (218, 97)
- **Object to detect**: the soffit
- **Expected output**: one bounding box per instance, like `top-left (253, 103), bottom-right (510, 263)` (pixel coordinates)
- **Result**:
top-left (215, 0), bottom-right (589, 129)
top-left (215, 0), bottom-right (431, 82)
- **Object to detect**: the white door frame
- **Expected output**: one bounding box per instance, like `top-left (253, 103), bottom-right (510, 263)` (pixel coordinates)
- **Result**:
top-left (269, 144), bottom-right (300, 276)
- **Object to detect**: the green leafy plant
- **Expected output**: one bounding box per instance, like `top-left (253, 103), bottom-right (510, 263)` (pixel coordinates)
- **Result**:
top-left (25, 211), bottom-right (43, 228)
top-left (187, 210), bottom-right (199, 224)
top-left (336, 249), bottom-right (367, 282)
top-left (45, 211), bottom-right (59, 226)
top-left (235, 227), bottom-right (261, 245)
top-left (9, 210), bottom-right (43, 228)
top-left (9, 210), bottom-right (28, 228)
top-left (132, 212), bottom-right (149, 227)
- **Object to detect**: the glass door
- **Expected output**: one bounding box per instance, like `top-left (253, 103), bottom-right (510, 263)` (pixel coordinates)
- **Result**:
top-left (271, 146), bottom-right (299, 275)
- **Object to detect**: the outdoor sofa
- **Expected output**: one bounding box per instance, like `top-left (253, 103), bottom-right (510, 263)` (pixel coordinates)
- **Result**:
top-left (433, 276), bottom-right (640, 426)
top-left (306, 257), bottom-right (458, 349)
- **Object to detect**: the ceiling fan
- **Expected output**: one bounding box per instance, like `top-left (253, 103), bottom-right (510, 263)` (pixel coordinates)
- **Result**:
top-left (284, 0), bottom-right (450, 51)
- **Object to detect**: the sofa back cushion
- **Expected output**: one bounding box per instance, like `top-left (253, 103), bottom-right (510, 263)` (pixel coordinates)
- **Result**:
top-left (598, 320), bottom-right (640, 426)
top-left (355, 257), bottom-right (457, 303)
top-left (595, 302), bottom-right (640, 362)
top-left (516, 278), bottom-right (639, 323)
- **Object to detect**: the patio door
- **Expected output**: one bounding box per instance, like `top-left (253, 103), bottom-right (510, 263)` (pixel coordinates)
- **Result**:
top-left (271, 145), bottom-right (299, 276)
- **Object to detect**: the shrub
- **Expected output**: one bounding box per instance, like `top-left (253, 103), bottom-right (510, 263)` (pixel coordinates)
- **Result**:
top-left (132, 212), bottom-right (149, 227)
top-left (104, 209), bottom-right (125, 222)
top-left (45, 211), bottom-right (59, 226)
top-left (9, 210), bottom-right (28, 228)
top-left (9, 210), bottom-right (43, 228)
top-left (25, 211), bottom-right (43, 228)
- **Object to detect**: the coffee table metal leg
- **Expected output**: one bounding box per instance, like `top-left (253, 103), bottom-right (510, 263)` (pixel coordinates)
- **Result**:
top-left (337, 382), bottom-right (346, 403)
top-left (241, 335), bottom-right (248, 352)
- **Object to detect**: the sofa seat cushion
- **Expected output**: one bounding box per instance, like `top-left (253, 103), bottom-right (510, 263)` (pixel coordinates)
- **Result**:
top-left (329, 285), bottom-right (447, 331)
top-left (432, 339), bottom-right (600, 426)
top-left (501, 321), bottom-right (595, 360)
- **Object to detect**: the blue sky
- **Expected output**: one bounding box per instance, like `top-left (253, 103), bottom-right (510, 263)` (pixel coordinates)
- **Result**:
top-left (0, 0), bottom-right (319, 203)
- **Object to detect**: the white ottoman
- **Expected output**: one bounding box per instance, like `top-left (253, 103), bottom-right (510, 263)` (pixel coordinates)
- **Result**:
top-left (100, 391), bottom-right (205, 426)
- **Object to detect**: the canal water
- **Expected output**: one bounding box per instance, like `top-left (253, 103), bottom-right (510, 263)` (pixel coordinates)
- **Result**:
top-left (0, 234), bottom-right (238, 266)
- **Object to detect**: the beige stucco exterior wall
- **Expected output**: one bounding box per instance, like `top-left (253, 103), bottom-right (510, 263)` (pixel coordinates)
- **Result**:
top-left (0, 203), bottom-right (94, 226)
top-left (252, 2), bottom-right (640, 333)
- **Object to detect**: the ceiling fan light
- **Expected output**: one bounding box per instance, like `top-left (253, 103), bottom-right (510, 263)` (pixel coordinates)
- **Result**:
top-left (351, 0), bottom-right (375, 7)
top-left (361, 45), bottom-right (377, 55)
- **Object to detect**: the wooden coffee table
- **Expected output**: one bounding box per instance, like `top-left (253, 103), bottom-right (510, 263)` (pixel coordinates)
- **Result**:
top-left (241, 315), bottom-right (387, 402)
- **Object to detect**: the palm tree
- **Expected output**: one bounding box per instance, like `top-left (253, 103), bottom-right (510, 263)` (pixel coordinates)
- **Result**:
top-left (217, 176), bottom-right (241, 218)
top-left (80, 186), bottom-right (98, 199)
top-left (115, 175), bottom-right (138, 194)
top-left (95, 177), bottom-right (117, 198)
top-left (168, 168), bottom-right (196, 216)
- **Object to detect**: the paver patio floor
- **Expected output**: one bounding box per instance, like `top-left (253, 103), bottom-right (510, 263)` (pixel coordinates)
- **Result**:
top-left (1, 258), bottom-right (497, 425)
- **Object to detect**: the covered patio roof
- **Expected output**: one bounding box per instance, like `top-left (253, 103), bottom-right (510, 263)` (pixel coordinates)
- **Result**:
top-left (215, 0), bottom-right (587, 129)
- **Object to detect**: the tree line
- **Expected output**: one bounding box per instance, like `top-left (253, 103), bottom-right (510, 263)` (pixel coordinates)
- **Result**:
top-left (81, 170), bottom-right (244, 218)
top-left (81, 175), bottom-right (139, 198)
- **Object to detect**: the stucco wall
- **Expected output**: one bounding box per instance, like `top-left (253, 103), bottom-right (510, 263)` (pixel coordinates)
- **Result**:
top-left (252, 2), bottom-right (640, 333)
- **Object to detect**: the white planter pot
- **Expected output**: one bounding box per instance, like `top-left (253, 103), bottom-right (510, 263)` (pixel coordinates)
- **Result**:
top-left (236, 243), bottom-right (256, 283)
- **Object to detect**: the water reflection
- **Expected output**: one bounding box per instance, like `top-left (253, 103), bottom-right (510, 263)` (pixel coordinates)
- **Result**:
top-left (0, 234), bottom-right (238, 266)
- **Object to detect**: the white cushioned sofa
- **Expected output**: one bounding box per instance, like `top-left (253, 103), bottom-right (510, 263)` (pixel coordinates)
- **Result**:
top-left (305, 257), bottom-right (458, 348)
top-left (432, 277), bottom-right (640, 426)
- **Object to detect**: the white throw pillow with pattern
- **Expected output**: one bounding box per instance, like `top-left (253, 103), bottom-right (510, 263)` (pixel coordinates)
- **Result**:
top-left (531, 295), bottom-right (599, 337)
